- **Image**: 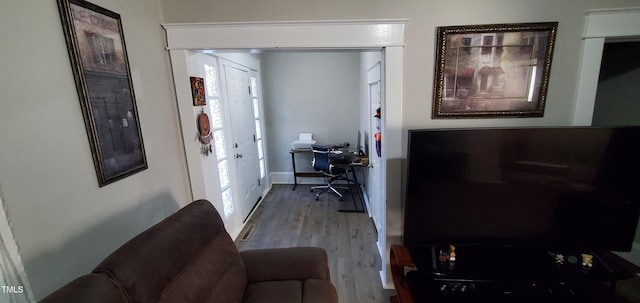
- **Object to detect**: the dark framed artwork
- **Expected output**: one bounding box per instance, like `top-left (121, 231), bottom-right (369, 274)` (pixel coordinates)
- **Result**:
top-left (190, 77), bottom-right (206, 106)
top-left (58, 0), bottom-right (147, 186)
top-left (432, 22), bottom-right (558, 118)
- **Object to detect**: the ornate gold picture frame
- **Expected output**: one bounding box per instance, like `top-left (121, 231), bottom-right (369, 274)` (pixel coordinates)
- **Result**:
top-left (432, 22), bottom-right (558, 118)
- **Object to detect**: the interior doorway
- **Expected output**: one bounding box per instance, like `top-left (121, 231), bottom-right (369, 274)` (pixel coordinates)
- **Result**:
top-left (573, 8), bottom-right (640, 126)
top-left (164, 20), bottom-right (406, 288)
top-left (592, 40), bottom-right (640, 126)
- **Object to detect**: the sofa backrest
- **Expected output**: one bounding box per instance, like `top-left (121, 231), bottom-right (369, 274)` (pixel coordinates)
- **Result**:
top-left (39, 273), bottom-right (128, 303)
top-left (92, 199), bottom-right (247, 303)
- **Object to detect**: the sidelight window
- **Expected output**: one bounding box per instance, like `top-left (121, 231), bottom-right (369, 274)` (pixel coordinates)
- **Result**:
top-left (205, 63), bottom-right (234, 218)
top-left (251, 76), bottom-right (266, 179)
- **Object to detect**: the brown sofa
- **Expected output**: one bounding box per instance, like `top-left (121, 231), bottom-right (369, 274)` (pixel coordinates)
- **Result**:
top-left (40, 199), bottom-right (338, 303)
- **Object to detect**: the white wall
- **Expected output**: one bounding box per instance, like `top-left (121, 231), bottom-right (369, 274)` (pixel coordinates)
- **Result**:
top-left (359, 51), bottom-right (382, 214)
top-left (0, 0), bottom-right (191, 299)
top-left (261, 51), bottom-right (361, 181)
top-left (360, 52), bottom-right (382, 157)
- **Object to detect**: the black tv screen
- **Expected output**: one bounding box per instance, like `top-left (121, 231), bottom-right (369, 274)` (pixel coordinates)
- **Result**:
top-left (404, 127), bottom-right (640, 252)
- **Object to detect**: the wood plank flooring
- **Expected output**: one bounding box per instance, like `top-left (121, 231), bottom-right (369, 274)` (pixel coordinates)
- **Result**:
top-left (235, 184), bottom-right (394, 303)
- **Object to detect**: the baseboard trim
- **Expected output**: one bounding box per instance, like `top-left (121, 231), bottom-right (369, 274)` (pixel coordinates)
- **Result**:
top-left (270, 172), bottom-right (325, 185)
top-left (361, 185), bottom-right (373, 218)
top-left (230, 184), bottom-right (272, 241)
top-left (380, 270), bottom-right (392, 289)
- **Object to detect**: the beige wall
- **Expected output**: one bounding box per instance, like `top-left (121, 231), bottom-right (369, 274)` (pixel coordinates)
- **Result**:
top-left (261, 51), bottom-right (361, 174)
top-left (160, 0), bottom-right (640, 132)
top-left (0, 0), bottom-right (191, 299)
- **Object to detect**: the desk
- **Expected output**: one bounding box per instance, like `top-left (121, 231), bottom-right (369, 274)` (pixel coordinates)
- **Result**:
top-left (289, 149), bottom-right (324, 190)
top-left (289, 148), bottom-right (367, 213)
top-left (332, 159), bottom-right (367, 213)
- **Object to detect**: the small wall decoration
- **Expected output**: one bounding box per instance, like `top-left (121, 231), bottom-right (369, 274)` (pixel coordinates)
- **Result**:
top-left (190, 77), bottom-right (206, 106)
top-left (197, 111), bottom-right (213, 156)
top-left (57, 0), bottom-right (147, 186)
top-left (374, 107), bottom-right (381, 158)
top-left (432, 22), bottom-right (558, 118)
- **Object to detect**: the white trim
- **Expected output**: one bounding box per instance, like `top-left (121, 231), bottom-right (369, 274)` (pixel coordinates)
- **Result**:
top-left (269, 172), bottom-right (325, 185)
top-left (163, 19), bottom-right (409, 28)
top-left (169, 50), bottom-right (203, 199)
top-left (583, 8), bottom-right (640, 39)
top-left (207, 52), bottom-right (261, 71)
top-left (360, 184), bottom-right (373, 219)
top-left (0, 187), bottom-right (35, 302)
top-left (229, 185), bottom-right (273, 240)
top-left (381, 46), bottom-right (404, 289)
top-left (573, 8), bottom-right (640, 126)
top-left (162, 20), bottom-right (407, 50)
top-left (573, 38), bottom-right (605, 126)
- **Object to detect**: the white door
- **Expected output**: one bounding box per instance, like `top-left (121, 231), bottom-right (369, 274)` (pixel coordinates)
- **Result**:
top-left (221, 60), bottom-right (262, 221)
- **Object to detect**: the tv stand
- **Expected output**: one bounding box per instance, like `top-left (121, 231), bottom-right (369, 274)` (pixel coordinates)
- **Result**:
top-left (390, 245), bottom-right (638, 303)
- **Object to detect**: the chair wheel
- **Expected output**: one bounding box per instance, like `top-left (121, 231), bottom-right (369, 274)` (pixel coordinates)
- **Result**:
top-left (339, 196), bottom-right (343, 201)
top-left (315, 196), bottom-right (319, 201)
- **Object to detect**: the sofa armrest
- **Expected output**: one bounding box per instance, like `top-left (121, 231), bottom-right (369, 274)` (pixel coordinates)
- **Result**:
top-left (240, 247), bottom-right (330, 283)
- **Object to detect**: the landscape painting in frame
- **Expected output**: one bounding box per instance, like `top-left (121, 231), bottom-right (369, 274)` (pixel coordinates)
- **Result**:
top-left (58, 0), bottom-right (147, 186)
top-left (432, 22), bottom-right (558, 118)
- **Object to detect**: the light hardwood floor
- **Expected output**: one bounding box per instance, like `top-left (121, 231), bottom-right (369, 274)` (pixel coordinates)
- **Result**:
top-left (235, 184), bottom-right (394, 303)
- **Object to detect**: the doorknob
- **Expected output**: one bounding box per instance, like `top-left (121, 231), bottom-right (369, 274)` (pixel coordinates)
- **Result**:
top-left (236, 153), bottom-right (243, 159)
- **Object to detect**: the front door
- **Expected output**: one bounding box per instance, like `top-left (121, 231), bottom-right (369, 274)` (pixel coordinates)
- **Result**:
top-left (221, 59), bottom-right (262, 222)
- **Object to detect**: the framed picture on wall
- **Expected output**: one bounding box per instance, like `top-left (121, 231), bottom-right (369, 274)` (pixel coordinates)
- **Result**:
top-left (432, 22), bottom-right (558, 118)
top-left (57, 0), bottom-right (147, 186)
top-left (190, 77), bottom-right (206, 106)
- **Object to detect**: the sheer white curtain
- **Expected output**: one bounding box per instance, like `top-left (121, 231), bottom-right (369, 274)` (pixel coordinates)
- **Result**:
top-left (0, 185), bottom-right (35, 302)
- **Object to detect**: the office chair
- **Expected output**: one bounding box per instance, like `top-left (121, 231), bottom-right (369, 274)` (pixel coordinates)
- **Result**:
top-left (310, 145), bottom-right (350, 201)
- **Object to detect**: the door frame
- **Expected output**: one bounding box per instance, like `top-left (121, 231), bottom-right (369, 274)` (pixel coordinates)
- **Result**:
top-left (366, 61), bottom-right (383, 248)
top-left (573, 8), bottom-right (640, 126)
top-left (572, 8), bottom-right (640, 266)
top-left (163, 19), bottom-right (406, 288)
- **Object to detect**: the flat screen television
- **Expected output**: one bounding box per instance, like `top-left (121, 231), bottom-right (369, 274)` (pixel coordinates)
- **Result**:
top-left (404, 126), bottom-right (640, 253)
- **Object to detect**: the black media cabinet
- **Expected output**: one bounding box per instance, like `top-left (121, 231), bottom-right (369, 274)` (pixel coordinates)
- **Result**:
top-left (390, 245), bottom-right (638, 303)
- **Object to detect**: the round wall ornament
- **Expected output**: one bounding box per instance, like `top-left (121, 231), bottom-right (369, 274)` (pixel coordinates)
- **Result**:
top-left (197, 110), bottom-right (213, 156)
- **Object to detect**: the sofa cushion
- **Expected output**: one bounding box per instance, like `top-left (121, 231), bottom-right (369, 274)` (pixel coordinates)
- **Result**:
top-left (92, 200), bottom-right (246, 303)
top-left (241, 247), bottom-right (330, 283)
top-left (242, 279), bottom-right (338, 303)
top-left (158, 233), bottom-right (247, 303)
top-left (242, 280), bottom-right (302, 303)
